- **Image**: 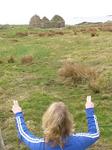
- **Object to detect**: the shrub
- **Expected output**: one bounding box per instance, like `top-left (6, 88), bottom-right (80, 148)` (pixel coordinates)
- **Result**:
top-left (91, 32), bottom-right (98, 37)
top-left (73, 29), bottom-right (77, 35)
top-left (47, 32), bottom-right (55, 37)
top-left (21, 55), bottom-right (33, 64)
top-left (38, 32), bottom-right (47, 37)
top-left (88, 27), bottom-right (97, 32)
top-left (101, 76), bottom-right (112, 92)
top-left (58, 62), bottom-right (102, 93)
top-left (89, 79), bottom-right (100, 93)
top-left (37, 31), bottom-right (64, 37)
top-left (101, 94), bottom-right (111, 100)
top-left (16, 32), bottom-right (28, 37)
top-left (100, 25), bottom-right (112, 32)
top-left (8, 56), bottom-right (15, 63)
top-left (0, 60), bottom-right (3, 64)
top-left (89, 74), bottom-right (112, 93)
top-left (11, 39), bottom-right (18, 42)
top-left (55, 31), bottom-right (64, 35)
top-left (58, 62), bottom-right (98, 84)
top-left (79, 28), bottom-right (87, 33)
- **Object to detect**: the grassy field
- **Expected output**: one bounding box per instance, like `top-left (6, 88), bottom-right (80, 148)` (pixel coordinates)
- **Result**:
top-left (0, 25), bottom-right (112, 150)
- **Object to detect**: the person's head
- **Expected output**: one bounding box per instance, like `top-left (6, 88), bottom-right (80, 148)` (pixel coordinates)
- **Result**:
top-left (42, 102), bottom-right (74, 146)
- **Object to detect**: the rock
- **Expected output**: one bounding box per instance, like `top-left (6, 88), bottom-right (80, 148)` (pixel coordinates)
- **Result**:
top-left (41, 17), bottom-right (51, 28)
top-left (29, 15), bottom-right (42, 28)
top-left (50, 15), bottom-right (65, 28)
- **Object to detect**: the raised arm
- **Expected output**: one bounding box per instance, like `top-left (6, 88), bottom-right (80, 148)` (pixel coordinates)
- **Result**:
top-left (74, 96), bottom-right (100, 149)
top-left (12, 101), bottom-right (44, 149)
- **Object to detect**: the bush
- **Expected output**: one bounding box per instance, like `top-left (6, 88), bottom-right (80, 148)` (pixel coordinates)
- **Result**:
top-left (38, 32), bottom-right (47, 37)
top-left (55, 31), bottom-right (64, 35)
top-left (16, 32), bottom-right (28, 37)
top-left (89, 79), bottom-right (100, 93)
top-left (89, 74), bottom-right (112, 93)
top-left (8, 56), bottom-right (15, 63)
top-left (73, 29), bottom-right (77, 35)
top-left (91, 32), bottom-right (98, 37)
top-left (100, 25), bottom-right (112, 32)
top-left (21, 55), bottom-right (33, 64)
top-left (101, 94), bottom-right (111, 100)
top-left (58, 62), bottom-right (98, 84)
top-left (0, 60), bottom-right (3, 64)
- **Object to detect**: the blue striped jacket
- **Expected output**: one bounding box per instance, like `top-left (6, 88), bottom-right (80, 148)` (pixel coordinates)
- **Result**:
top-left (15, 108), bottom-right (100, 150)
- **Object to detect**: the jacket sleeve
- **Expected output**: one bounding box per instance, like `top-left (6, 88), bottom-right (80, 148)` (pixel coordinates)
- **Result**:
top-left (75, 108), bottom-right (100, 149)
top-left (15, 112), bottom-right (44, 150)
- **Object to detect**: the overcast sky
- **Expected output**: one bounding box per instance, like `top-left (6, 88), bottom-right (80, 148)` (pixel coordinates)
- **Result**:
top-left (0, 0), bottom-right (112, 25)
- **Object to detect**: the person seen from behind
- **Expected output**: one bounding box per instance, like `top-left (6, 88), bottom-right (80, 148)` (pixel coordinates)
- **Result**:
top-left (12, 96), bottom-right (100, 150)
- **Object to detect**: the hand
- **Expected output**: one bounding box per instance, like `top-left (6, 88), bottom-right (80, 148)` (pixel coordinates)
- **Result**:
top-left (12, 100), bottom-right (22, 114)
top-left (85, 96), bottom-right (94, 109)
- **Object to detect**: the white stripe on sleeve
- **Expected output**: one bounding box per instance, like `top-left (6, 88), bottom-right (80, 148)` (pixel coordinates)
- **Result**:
top-left (16, 116), bottom-right (44, 143)
top-left (73, 115), bottom-right (100, 138)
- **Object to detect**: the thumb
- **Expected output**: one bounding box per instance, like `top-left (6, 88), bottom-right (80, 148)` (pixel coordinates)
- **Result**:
top-left (13, 100), bottom-right (19, 106)
top-left (87, 96), bottom-right (91, 102)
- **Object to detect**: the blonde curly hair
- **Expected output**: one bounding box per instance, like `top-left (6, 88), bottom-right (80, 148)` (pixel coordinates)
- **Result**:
top-left (42, 102), bottom-right (74, 146)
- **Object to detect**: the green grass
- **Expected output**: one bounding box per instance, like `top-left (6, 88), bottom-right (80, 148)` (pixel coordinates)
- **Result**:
top-left (0, 26), bottom-right (112, 149)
